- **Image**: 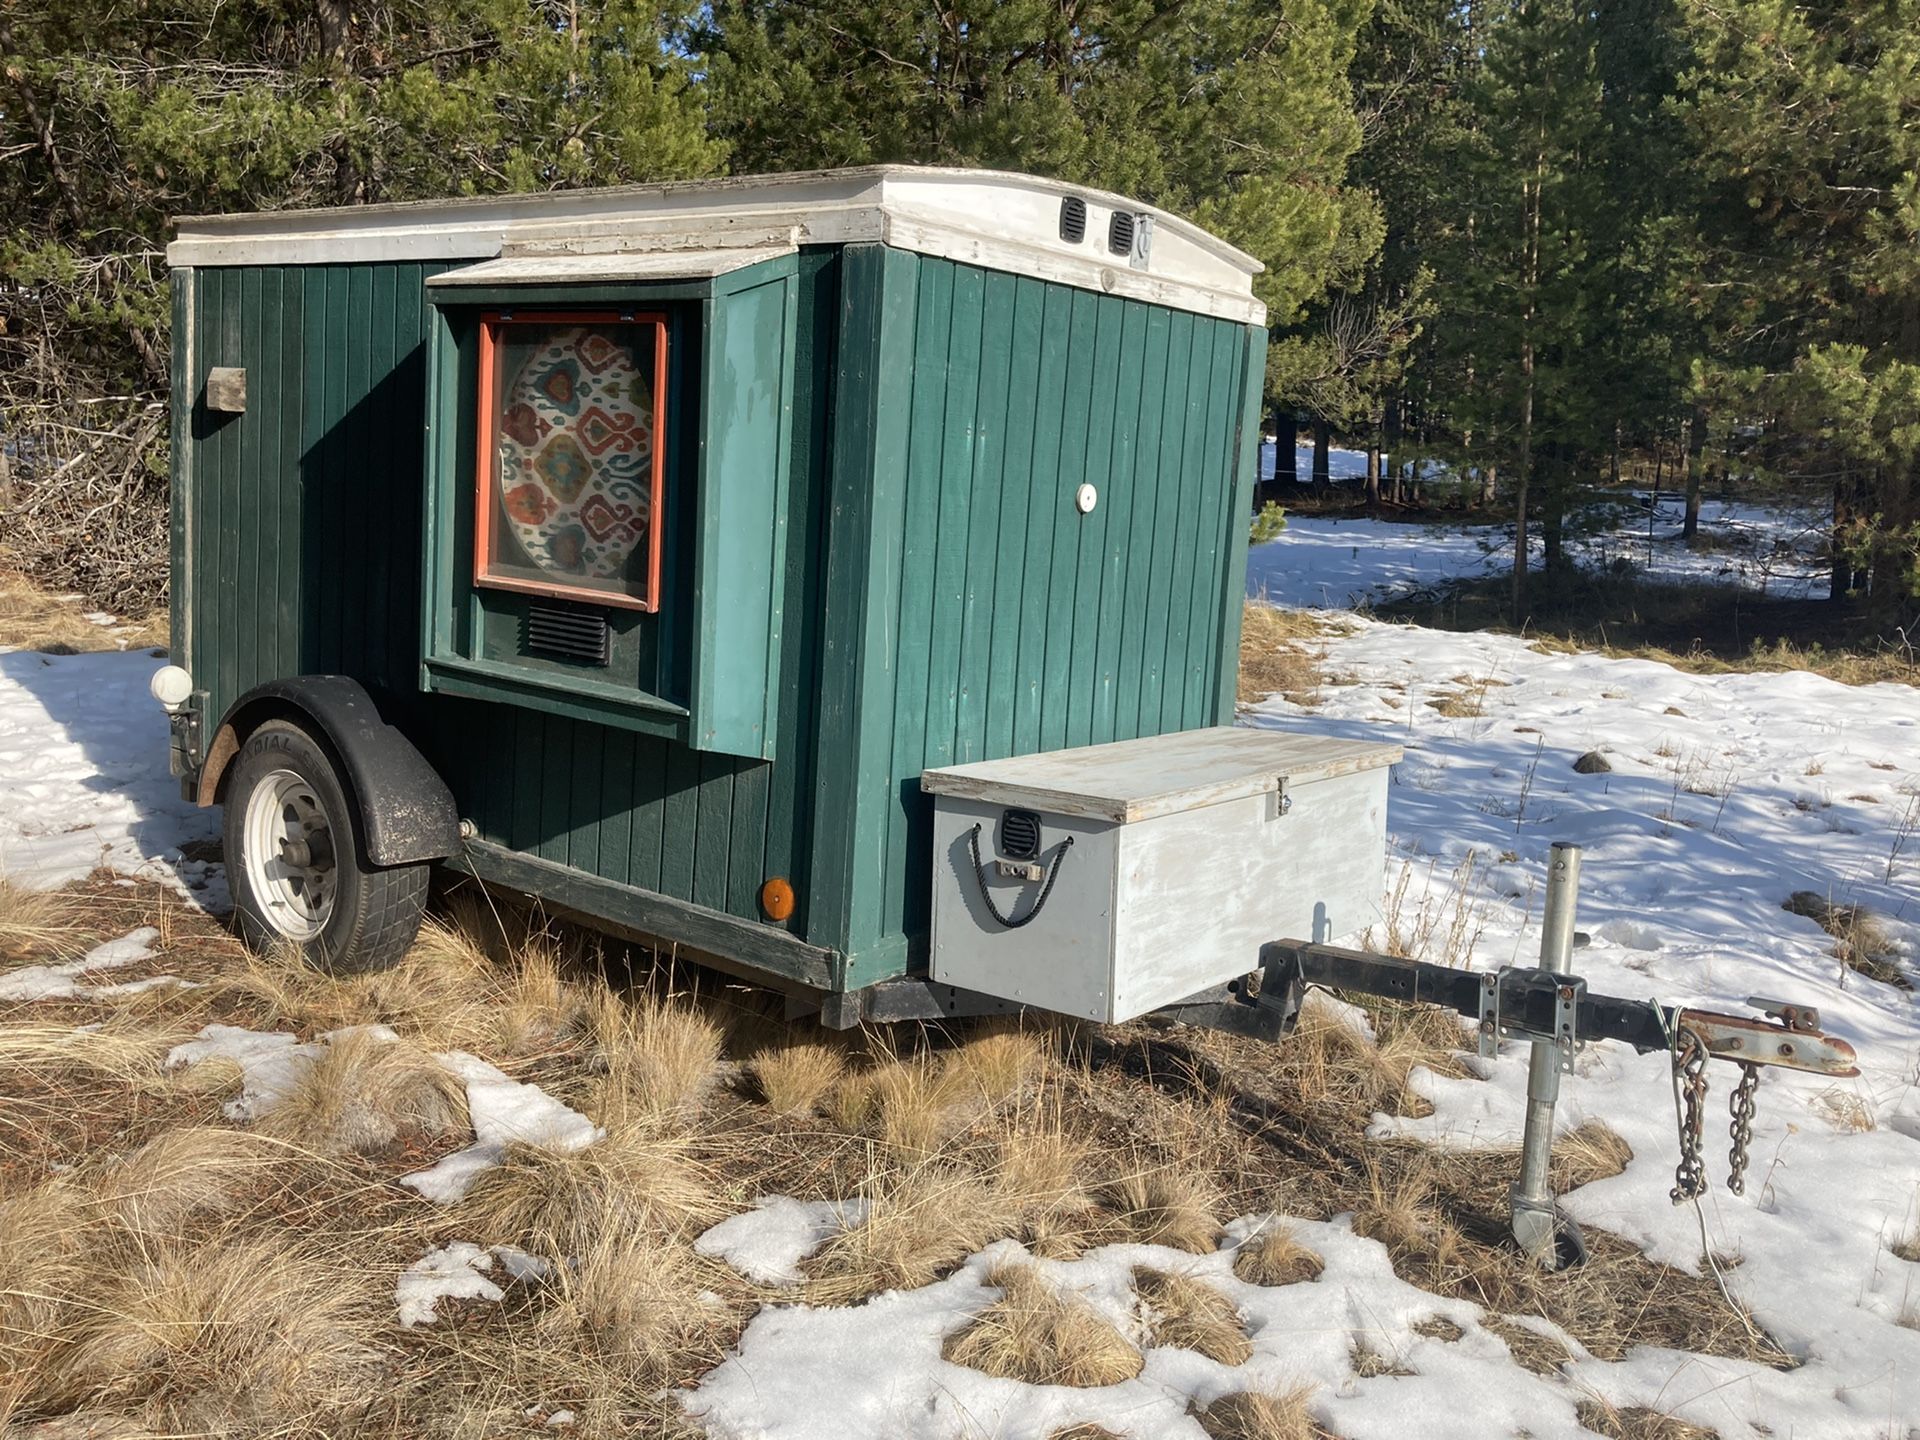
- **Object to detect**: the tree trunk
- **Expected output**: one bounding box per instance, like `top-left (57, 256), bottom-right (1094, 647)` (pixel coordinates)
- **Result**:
top-left (1513, 151), bottom-right (1542, 623)
top-left (1481, 461), bottom-right (1497, 508)
top-left (1365, 445), bottom-right (1381, 509)
top-left (1312, 419), bottom-right (1331, 492)
top-left (1683, 406), bottom-right (1707, 542)
top-left (1275, 411), bottom-right (1297, 484)
top-left (1831, 471), bottom-right (1855, 601)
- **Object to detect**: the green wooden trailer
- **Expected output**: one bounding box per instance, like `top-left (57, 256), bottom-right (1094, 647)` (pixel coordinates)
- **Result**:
top-left (156, 167), bottom-right (1861, 1260)
top-left (157, 166), bottom-right (1296, 1019)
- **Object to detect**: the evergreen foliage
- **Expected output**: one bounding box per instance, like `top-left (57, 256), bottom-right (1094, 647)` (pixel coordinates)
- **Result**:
top-left (1, 0), bottom-right (1917, 622)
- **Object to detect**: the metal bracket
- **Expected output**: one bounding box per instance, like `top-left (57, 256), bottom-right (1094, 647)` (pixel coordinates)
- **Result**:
top-left (996, 860), bottom-right (1046, 883)
top-left (1477, 971), bottom-right (1501, 1059)
top-left (1553, 975), bottom-right (1582, 1075)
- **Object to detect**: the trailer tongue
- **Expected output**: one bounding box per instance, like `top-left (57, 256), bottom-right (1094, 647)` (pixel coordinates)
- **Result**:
top-left (1168, 843), bottom-right (1858, 1269)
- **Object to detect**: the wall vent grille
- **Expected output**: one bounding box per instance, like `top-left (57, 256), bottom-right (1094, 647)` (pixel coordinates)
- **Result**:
top-left (525, 601), bottom-right (611, 666)
top-left (1059, 196), bottom-right (1087, 244)
top-left (999, 808), bottom-right (1042, 860)
top-left (1107, 210), bottom-right (1136, 257)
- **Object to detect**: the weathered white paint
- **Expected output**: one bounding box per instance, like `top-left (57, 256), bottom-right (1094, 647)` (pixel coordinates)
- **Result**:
top-left (167, 167), bottom-right (1266, 325)
top-left (925, 729), bottom-right (1399, 1023)
top-left (921, 727), bottom-right (1401, 824)
top-left (426, 240), bottom-right (798, 287)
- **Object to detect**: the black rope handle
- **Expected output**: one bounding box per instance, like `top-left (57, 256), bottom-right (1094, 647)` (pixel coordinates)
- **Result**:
top-left (966, 822), bottom-right (1074, 929)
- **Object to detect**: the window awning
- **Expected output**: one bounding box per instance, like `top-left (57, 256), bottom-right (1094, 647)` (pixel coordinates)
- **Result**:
top-left (427, 241), bottom-right (796, 287)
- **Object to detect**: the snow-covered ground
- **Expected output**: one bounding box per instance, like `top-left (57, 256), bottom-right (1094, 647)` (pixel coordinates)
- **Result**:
top-left (3, 566), bottom-right (1915, 1438)
top-left (1250, 445), bottom-right (1829, 608)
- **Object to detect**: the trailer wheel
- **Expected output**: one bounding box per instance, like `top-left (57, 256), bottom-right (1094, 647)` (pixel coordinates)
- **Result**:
top-left (224, 720), bottom-right (427, 973)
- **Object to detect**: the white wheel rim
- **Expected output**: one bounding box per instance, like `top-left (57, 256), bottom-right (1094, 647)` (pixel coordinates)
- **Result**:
top-left (242, 769), bottom-right (339, 941)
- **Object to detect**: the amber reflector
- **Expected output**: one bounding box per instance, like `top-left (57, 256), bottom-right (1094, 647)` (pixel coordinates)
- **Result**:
top-left (760, 877), bottom-right (796, 921)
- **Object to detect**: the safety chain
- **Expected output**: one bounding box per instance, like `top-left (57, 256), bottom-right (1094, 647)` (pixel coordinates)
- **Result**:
top-left (1670, 1026), bottom-right (1710, 1204)
top-left (1726, 1062), bottom-right (1761, 1196)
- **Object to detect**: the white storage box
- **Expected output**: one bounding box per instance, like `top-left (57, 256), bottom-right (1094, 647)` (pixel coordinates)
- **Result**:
top-left (922, 727), bottom-right (1402, 1023)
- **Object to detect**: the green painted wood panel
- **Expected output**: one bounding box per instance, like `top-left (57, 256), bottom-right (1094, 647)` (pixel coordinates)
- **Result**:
top-left (816, 251), bottom-right (1263, 984)
top-left (177, 243), bottom-right (1259, 994)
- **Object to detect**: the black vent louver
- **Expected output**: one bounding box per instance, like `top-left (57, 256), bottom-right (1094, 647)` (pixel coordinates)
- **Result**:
top-left (999, 808), bottom-right (1042, 861)
top-left (1107, 209), bottom-right (1136, 257)
top-left (525, 601), bottom-right (611, 666)
top-left (1059, 195), bottom-right (1088, 244)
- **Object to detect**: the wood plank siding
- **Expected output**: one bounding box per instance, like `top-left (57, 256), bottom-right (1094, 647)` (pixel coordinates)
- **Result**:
top-left (175, 244), bottom-right (1259, 993)
top-left (814, 247), bottom-right (1262, 986)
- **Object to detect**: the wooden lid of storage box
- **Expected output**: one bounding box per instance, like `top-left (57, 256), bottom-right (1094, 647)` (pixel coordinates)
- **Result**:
top-left (922, 727), bottom-right (1402, 824)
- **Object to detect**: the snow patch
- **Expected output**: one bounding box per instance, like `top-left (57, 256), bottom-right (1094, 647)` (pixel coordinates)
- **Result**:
top-left (0, 925), bottom-right (176, 1002)
top-left (396, 1241), bottom-right (504, 1327)
top-left (694, 1197), bottom-right (872, 1285)
top-left (400, 1050), bottom-right (602, 1203)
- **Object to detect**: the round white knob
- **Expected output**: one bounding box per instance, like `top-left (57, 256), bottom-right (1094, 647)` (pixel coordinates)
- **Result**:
top-left (1076, 483), bottom-right (1099, 515)
top-left (149, 665), bottom-right (194, 711)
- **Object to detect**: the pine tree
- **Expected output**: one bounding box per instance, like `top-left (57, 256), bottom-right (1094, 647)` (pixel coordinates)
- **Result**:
top-left (1678, 0), bottom-right (1920, 617)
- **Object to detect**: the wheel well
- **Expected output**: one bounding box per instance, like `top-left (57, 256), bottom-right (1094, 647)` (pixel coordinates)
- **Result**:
top-left (195, 678), bottom-right (461, 867)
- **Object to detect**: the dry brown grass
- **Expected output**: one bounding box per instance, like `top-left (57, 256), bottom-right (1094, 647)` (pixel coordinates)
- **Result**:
top-left (0, 881), bottom-right (84, 965)
top-left (1271, 992), bottom-right (1464, 1121)
top-left (1483, 1314), bottom-right (1573, 1374)
top-left (533, 1230), bottom-right (729, 1386)
top-left (1231, 1224), bottom-right (1325, 1287)
top-left (83, 1126), bottom-right (289, 1235)
top-left (1413, 1315), bottom-right (1464, 1341)
top-left (1551, 1120), bottom-right (1634, 1191)
top-left (948, 1021), bottom-right (1047, 1103)
top-left (1890, 1230), bottom-right (1920, 1263)
top-left (942, 1260), bottom-right (1143, 1387)
top-left (1238, 602), bottom-right (1337, 706)
top-left (1575, 1400), bottom-right (1718, 1439)
top-left (1097, 1166), bottom-right (1222, 1252)
top-left (1133, 1265), bottom-right (1251, 1364)
top-left (809, 1166), bottom-right (1020, 1299)
top-left (459, 1122), bottom-right (720, 1263)
top-left (585, 988), bottom-right (723, 1126)
top-left (868, 1053), bottom-right (973, 1156)
top-left (749, 1040), bottom-right (847, 1115)
top-left (260, 1029), bottom-right (469, 1156)
top-left (1782, 891), bottom-right (1907, 987)
top-left (0, 568), bottom-right (167, 655)
top-left (27, 1231), bottom-right (384, 1428)
top-left (1047, 1427), bottom-right (1125, 1440)
top-left (1193, 1387), bottom-right (1330, 1440)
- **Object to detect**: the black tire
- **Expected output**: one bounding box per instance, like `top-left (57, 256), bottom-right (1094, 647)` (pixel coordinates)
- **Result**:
top-left (223, 720), bottom-right (428, 974)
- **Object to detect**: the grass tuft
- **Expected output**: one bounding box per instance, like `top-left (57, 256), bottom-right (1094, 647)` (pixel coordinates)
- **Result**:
top-left (1551, 1120), bottom-right (1634, 1191)
top-left (1098, 1167), bottom-right (1222, 1253)
top-left (1231, 1224), bottom-right (1325, 1287)
top-left (586, 988), bottom-right (724, 1125)
top-left (1782, 891), bottom-right (1907, 987)
top-left (1193, 1387), bottom-right (1329, 1440)
top-left (1133, 1265), bottom-right (1251, 1364)
top-left (809, 1167), bottom-right (1019, 1299)
top-left (85, 1126), bottom-right (290, 1234)
top-left (749, 1039), bottom-right (847, 1116)
top-left (459, 1122), bottom-right (718, 1262)
top-left (0, 880), bottom-right (84, 964)
top-left (37, 1231), bottom-right (383, 1426)
top-left (533, 1230), bottom-right (727, 1385)
top-left (942, 1260), bottom-right (1142, 1387)
top-left (260, 1029), bottom-right (469, 1156)
top-left (1574, 1400), bottom-right (1718, 1439)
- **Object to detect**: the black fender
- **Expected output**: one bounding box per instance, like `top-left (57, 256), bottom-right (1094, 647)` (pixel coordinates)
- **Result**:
top-left (196, 676), bottom-right (461, 867)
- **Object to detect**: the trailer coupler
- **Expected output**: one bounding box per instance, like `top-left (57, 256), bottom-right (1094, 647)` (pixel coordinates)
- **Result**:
top-left (1189, 843), bottom-right (1857, 1270)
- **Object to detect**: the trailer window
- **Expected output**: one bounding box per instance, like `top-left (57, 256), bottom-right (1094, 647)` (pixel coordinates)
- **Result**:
top-left (473, 312), bottom-right (667, 612)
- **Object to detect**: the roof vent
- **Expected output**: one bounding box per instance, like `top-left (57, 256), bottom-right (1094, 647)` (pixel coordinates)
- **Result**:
top-left (1059, 196), bottom-right (1087, 244)
top-left (1109, 211), bottom-right (1154, 269)
top-left (525, 600), bottom-right (611, 667)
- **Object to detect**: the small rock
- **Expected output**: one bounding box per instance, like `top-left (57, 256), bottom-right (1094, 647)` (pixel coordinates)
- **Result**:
top-left (1664, 706), bottom-right (1687, 717)
top-left (1572, 751), bottom-right (1612, 774)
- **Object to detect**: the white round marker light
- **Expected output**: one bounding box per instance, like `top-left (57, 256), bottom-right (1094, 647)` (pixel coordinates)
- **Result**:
top-left (149, 665), bottom-right (194, 712)
top-left (1076, 482), bottom-right (1098, 515)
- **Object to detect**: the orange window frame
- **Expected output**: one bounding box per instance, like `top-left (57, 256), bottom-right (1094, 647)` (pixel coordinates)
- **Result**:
top-left (472, 310), bottom-right (669, 614)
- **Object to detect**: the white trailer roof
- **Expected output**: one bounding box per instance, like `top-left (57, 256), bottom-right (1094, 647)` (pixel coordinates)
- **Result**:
top-left (168, 166), bottom-right (1265, 325)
